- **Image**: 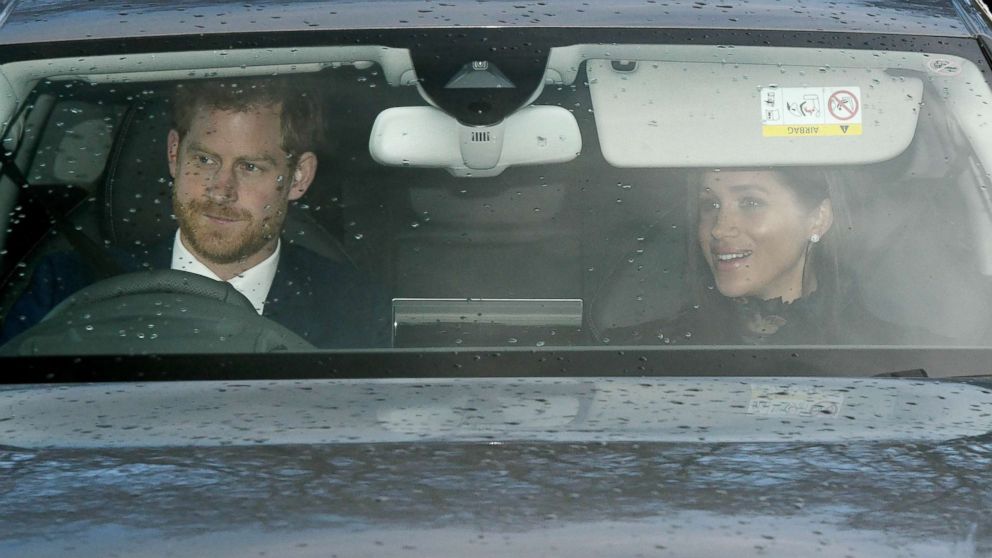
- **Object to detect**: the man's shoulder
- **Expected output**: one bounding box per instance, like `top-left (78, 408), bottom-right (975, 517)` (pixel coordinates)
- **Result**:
top-left (272, 242), bottom-right (385, 305)
top-left (278, 243), bottom-right (366, 283)
top-left (267, 242), bottom-right (391, 348)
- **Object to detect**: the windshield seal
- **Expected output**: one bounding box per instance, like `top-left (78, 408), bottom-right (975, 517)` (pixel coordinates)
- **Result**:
top-left (2, 347), bottom-right (992, 383)
top-left (3, 32), bottom-right (992, 379)
top-left (0, 27), bottom-right (986, 65)
top-left (0, 0), bottom-right (974, 46)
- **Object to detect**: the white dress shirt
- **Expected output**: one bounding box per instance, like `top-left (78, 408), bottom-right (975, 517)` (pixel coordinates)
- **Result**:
top-left (170, 231), bottom-right (280, 315)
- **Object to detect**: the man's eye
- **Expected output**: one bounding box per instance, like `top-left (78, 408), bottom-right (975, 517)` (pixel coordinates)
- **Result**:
top-left (700, 199), bottom-right (720, 211)
top-left (193, 155), bottom-right (214, 166)
top-left (240, 162), bottom-right (262, 173)
top-left (740, 198), bottom-right (763, 209)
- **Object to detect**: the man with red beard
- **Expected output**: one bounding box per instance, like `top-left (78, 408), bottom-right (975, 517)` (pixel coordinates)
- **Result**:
top-left (1, 79), bottom-right (388, 348)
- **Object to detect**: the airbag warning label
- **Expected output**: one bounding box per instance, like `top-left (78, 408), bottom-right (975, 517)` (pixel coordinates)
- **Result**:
top-left (761, 86), bottom-right (862, 137)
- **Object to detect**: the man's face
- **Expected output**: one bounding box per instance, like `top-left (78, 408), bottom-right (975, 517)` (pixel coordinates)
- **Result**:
top-left (167, 103), bottom-right (315, 271)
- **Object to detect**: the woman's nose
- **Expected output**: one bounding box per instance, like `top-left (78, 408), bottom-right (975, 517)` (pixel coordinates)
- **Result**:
top-left (709, 208), bottom-right (738, 239)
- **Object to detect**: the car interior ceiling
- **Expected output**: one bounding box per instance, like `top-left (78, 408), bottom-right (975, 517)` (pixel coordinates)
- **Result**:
top-left (1, 62), bottom-right (991, 347)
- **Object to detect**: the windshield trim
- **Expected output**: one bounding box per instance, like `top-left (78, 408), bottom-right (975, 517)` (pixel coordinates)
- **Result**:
top-left (0, 0), bottom-right (974, 46)
top-left (0, 28), bottom-right (984, 65)
top-left (2, 347), bottom-right (992, 383)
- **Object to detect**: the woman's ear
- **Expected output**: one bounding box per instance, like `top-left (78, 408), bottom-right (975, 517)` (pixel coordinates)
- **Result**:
top-left (811, 198), bottom-right (834, 239)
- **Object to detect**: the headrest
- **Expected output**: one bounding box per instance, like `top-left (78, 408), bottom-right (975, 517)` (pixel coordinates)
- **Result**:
top-left (101, 99), bottom-right (175, 249)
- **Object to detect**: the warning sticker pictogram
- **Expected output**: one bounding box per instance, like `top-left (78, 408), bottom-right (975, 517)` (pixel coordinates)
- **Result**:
top-left (827, 90), bottom-right (859, 121)
top-left (761, 86), bottom-right (862, 137)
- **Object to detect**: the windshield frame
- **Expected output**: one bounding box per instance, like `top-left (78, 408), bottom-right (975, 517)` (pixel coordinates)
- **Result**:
top-left (2, 28), bottom-right (992, 380)
top-left (2, 346), bottom-right (992, 383)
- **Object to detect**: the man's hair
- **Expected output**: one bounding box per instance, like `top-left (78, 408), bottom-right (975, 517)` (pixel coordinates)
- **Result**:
top-left (171, 77), bottom-right (323, 162)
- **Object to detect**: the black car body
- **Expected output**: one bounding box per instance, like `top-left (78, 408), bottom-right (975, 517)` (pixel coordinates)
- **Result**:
top-left (2, 0), bottom-right (992, 556)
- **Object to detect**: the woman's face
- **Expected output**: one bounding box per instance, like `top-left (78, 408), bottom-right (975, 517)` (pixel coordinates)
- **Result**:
top-left (698, 170), bottom-right (830, 303)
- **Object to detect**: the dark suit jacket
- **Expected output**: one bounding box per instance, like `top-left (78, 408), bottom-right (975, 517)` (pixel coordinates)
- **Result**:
top-left (1, 239), bottom-right (391, 348)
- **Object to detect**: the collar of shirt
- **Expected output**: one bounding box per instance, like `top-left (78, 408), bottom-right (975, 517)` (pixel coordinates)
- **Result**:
top-left (170, 231), bottom-right (280, 315)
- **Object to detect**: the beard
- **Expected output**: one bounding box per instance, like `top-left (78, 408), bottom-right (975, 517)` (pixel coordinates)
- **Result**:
top-left (173, 194), bottom-right (285, 265)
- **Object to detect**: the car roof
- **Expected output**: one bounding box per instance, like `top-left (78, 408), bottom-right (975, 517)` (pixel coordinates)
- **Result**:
top-left (0, 0), bottom-right (982, 48)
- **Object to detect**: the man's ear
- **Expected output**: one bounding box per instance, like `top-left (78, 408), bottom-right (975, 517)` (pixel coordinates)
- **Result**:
top-left (811, 198), bottom-right (834, 239)
top-left (167, 129), bottom-right (180, 179)
top-left (287, 151), bottom-right (318, 201)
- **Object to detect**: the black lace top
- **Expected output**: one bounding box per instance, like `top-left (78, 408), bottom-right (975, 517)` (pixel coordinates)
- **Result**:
top-left (603, 289), bottom-right (907, 345)
top-left (730, 294), bottom-right (828, 344)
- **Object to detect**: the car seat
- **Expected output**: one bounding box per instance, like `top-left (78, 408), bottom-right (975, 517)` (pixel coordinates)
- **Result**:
top-left (583, 168), bottom-right (690, 341)
top-left (840, 106), bottom-right (992, 344)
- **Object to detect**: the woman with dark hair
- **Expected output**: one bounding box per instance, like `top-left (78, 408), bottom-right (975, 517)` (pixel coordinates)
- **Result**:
top-left (606, 167), bottom-right (899, 345)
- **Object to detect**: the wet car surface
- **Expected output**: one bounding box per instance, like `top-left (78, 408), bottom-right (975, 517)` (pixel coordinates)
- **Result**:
top-left (4, 437), bottom-right (992, 556)
top-left (3, 0), bottom-right (992, 556)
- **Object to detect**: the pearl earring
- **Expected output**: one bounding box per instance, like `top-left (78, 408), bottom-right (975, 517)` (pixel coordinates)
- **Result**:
top-left (810, 233), bottom-right (821, 243)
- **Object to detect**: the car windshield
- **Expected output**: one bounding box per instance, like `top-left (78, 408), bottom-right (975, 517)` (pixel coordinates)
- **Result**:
top-left (2, 28), bottom-right (992, 378)
top-left (7, 5), bottom-right (992, 556)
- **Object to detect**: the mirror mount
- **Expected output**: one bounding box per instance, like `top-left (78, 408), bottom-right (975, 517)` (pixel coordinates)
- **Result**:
top-left (409, 37), bottom-right (551, 126)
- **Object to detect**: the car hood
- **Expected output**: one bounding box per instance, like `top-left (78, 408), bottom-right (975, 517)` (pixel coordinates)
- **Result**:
top-left (2, 377), bottom-right (991, 446)
top-left (2, 437), bottom-right (991, 557)
top-left (1, 377), bottom-right (991, 556)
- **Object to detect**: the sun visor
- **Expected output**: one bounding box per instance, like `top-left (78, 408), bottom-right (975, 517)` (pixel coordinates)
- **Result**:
top-left (587, 60), bottom-right (922, 167)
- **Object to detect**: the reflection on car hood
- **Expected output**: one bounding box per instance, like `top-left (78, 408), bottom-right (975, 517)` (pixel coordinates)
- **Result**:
top-left (2, 439), bottom-right (990, 556)
top-left (2, 377), bottom-right (991, 447)
top-left (3, 377), bottom-right (990, 556)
